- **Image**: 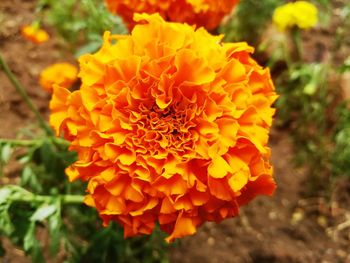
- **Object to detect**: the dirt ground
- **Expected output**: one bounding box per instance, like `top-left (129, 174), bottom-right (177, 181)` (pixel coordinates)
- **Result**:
top-left (0, 1), bottom-right (349, 262)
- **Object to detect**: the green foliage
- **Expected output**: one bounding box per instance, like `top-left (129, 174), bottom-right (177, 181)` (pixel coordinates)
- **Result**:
top-left (80, 223), bottom-right (170, 263)
top-left (332, 102), bottom-right (350, 177)
top-left (274, 62), bottom-right (337, 192)
top-left (339, 56), bottom-right (350, 73)
top-left (36, 0), bottom-right (127, 55)
top-left (276, 63), bottom-right (331, 128)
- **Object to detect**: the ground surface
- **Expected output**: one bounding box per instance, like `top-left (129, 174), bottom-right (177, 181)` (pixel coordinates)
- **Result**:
top-left (0, 1), bottom-right (349, 263)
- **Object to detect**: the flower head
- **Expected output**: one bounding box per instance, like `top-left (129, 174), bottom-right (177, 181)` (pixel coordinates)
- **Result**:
top-left (273, 1), bottom-right (318, 32)
top-left (105, 0), bottom-right (239, 30)
top-left (40, 63), bottom-right (78, 92)
top-left (50, 13), bottom-right (277, 242)
top-left (21, 24), bottom-right (49, 44)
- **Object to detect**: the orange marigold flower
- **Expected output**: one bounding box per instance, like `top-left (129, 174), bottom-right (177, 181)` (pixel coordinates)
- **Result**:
top-left (50, 13), bottom-right (277, 242)
top-left (21, 25), bottom-right (49, 44)
top-left (39, 63), bottom-right (78, 92)
top-left (105, 0), bottom-right (239, 30)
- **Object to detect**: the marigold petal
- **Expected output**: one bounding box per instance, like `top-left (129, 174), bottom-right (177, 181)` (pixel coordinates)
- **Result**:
top-left (175, 49), bottom-right (216, 85)
top-left (208, 155), bottom-right (232, 179)
top-left (165, 214), bottom-right (197, 243)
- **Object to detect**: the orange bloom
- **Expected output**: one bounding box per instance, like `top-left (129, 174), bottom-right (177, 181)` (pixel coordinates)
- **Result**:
top-left (105, 0), bottom-right (239, 30)
top-left (21, 25), bottom-right (49, 44)
top-left (50, 13), bottom-right (277, 242)
top-left (39, 63), bottom-right (78, 92)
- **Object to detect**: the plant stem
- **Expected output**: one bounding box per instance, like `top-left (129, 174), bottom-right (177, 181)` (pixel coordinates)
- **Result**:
top-left (61, 194), bottom-right (85, 204)
top-left (0, 137), bottom-right (70, 149)
top-left (0, 138), bottom-right (40, 146)
top-left (291, 27), bottom-right (303, 62)
top-left (51, 137), bottom-right (70, 147)
top-left (0, 54), bottom-right (53, 136)
top-left (11, 194), bottom-right (84, 205)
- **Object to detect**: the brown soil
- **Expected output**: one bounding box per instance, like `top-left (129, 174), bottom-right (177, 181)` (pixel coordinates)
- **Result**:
top-left (1, 1), bottom-right (349, 263)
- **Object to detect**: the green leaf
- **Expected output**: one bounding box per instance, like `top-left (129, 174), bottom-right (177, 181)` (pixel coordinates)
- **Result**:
top-left (21, 166), bottom-right (43, 193)
top-left (1, 144), bottom-right (13, 163)
top-left (40, 141), bottom-right (54, 170)
top-left (0, 188), bottom-right (11, 204)
top-left (18, 154), bottom-right (31, 164)
top-left (75, 40), bottom-right (102, 57)
top-left (0, 204), bottom-right (14, 235)
top-left (23, 223), bottom-right (35, 251)
top-left (48, 199), bottom-right (62, 255)
top-left (303, 82), bottom-right (317, 95)
top-left (30, 204), bottom-right (57, 222)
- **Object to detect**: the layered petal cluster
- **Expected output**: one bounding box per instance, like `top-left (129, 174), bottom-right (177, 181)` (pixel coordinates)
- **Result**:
top-left (40, 63), bottom-right (78, 92)
top-left (50, 13), bottom-right (277, 242)
top-left (273, 1), bottom-right (318, 32)
top-left (21, 25), bottom-right (49, 44)
top-left (105, 0), bottom-right (239, 30)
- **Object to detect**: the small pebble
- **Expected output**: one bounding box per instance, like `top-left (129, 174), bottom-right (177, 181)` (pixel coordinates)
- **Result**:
top-left (207, 237), bottom-right (215, 246)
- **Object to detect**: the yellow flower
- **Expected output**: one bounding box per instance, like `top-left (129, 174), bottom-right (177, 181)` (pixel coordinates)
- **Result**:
top-left (40, 63), bottom-right (78, 92)
top-left (21, 25), bottom-right (49, 44)
top-left (273, 1), bottom-right (318, 32)
top-left (50, 13), bottom-right (277, 242)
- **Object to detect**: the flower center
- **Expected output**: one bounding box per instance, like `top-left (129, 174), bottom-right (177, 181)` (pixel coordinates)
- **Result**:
top-left (132, 103), bottom-right (197, 157)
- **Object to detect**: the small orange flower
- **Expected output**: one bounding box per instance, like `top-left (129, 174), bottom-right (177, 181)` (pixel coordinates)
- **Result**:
top-left (50, 13), bottom-right (277, 242)
top-left (105, 0), bottom-right (239, 30)
top-left (39, 63), bottom-right (78, 92)
top-left (21, 25), bottom-right (49, 44)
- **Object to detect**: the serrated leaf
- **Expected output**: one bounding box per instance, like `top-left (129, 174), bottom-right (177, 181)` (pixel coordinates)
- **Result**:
top-left (30, 204), bottom-right (57, 222)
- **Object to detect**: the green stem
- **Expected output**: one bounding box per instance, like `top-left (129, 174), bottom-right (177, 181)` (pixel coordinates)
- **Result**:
top-left (61, 195), bottom-right (85, 204)
top-left (10, 194), bottom-right (84, 205)
top-left (0, 54), bottom-right (53, 136)
top-left (291, 27), bottom-right (303, 62)
top-left (51, 137), bottom-right (70, 147)
top-left (0, 139), bottom-right (41, 146)
top-left (0, 137), bottom-right (69, 148)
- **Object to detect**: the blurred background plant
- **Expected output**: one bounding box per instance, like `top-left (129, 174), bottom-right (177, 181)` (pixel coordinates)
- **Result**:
top-left (332, 100), bottom-right (350, 178)
top-left (35, 0), bottom-right (127, 56)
